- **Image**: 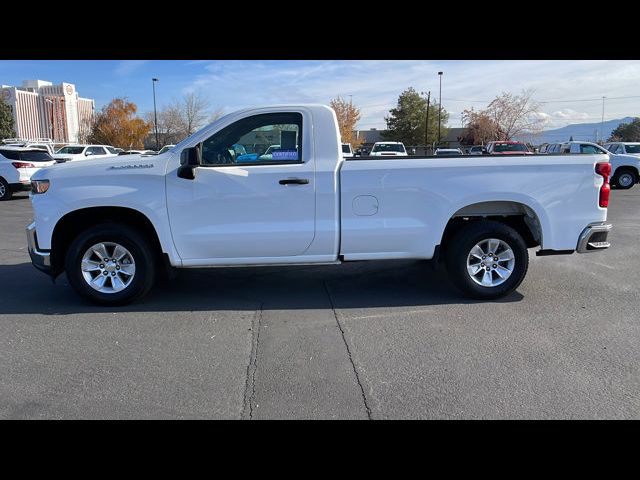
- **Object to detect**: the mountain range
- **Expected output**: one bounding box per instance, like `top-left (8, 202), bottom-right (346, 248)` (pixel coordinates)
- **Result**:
top-left (516, 117), bottom-right (635, 145)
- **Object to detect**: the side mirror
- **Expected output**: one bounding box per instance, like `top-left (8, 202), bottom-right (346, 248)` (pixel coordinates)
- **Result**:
top-left (85, 151), bottom-right (93, 156)
top-left (482, 148), bottom-right (489, 155)
top-left (178, 146), bottom-right (201, 180)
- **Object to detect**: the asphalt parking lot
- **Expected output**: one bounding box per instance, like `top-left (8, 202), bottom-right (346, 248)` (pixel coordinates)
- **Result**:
top-left (1, 190), bottom-right (639, 419)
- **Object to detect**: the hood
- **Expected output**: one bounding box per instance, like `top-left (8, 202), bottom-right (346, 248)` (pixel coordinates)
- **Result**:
top-left (31, 154), bottom-right (159, 181)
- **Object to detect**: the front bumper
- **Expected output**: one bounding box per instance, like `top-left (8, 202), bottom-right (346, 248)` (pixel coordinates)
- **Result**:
top-left (26, 222), bottom-right (52, 274)
top-left (576, 222), bottom-right (612, 253)
top-left (10, 182), bottom-right (31, 193)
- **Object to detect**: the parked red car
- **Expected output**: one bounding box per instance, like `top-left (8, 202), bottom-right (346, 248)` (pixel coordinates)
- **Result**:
top-left (485, 141), bottom-right (532, 155)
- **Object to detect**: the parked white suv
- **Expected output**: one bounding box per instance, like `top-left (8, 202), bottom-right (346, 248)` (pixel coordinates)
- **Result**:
top-left (603, 142), bottom-right (640, 157)
top-left (369, 141), bottom-right (407, 156)
top-left (0, 146), bottom-right (57, 200)
top-left (53, 145), bottom-right (118, 163)
top-left (560, 141), bottom-right (639, 189)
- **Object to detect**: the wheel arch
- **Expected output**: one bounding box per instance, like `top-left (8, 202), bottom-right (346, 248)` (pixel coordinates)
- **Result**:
top-left (438, 200), bottom-right (546, 256)
top-left (50, 206), bottom-right (165, 276)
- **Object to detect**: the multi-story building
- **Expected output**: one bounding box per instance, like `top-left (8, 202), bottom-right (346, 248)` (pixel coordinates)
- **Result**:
top-left (0, 80), bottom-right (95, 143)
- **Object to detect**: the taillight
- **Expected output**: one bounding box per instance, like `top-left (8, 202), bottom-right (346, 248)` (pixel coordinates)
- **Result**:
top-left (595, 162), bottom-right (611, 208)
top-left (11, 162), bottom-right (35, 169)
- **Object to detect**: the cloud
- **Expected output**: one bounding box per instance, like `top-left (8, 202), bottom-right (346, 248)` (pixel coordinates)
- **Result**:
top-left (179, 60), bottom-right (640, 130)
top-left (114, 60), bottom-right (148, 77)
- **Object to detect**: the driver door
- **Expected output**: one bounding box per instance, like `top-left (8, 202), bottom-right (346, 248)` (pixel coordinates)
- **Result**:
top-left (166, 111), bottom-right (316, 262)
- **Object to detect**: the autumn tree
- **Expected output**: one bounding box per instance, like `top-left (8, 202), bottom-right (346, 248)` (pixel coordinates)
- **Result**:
top-left (460, 108), bottom-right (502, 145)
top-left (382, 87), bottom-right (448, 145)
top-left (89, 98), bottom-right (152, 149)
top-left (608, 117), bottom-right (640, 141)
top-left (0, 96), bottom-right (15, 140)
top-left (330, 96), bottom-right (361, 146)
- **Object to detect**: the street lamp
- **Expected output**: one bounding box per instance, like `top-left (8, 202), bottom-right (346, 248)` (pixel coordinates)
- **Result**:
top-left (600, 96), bottom-right (606, 143)
top-left (152, 78), bottom-right (159, 150)
top-left (437, 71), bottom-right (443, 144)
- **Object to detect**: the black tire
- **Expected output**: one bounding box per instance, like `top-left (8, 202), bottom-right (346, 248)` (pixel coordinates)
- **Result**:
top-left (612, 168), bottom-right (637, 190)
top-left (0, 177), bottom-right (13, 201)
top-left (65, 223), bottom-right (156, 305)
top-left (445, 220), bottom-right (529, 300)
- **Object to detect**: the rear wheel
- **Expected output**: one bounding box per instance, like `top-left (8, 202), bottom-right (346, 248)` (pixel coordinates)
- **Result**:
top-left (612, 168), bottom-right (637, 189)
top-left (0, 177), bottom-right (12, 201)
top-left (445, 220), bottom-right (529, 299)
top-left (65, 224), bottom-right (156, 305)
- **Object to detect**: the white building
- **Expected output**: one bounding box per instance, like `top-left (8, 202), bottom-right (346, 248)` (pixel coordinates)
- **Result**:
top-left (0, 80), bottom-right (95, 143)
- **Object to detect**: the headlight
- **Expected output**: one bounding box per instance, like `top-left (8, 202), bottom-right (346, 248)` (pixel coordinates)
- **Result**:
top-left (31, 179), bottom-right (50, 194)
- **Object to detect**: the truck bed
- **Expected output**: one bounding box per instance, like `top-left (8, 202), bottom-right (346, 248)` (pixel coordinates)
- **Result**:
top-left (339, 153), bottom-right (607, 260)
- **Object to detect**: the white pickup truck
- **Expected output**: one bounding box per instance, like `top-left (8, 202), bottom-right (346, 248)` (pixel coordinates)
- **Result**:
top-left (27, 105), bottom-right (613, 305)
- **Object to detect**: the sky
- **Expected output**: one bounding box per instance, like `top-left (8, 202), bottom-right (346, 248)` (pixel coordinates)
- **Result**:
top-left (1, 60), bottom-right (639, 131)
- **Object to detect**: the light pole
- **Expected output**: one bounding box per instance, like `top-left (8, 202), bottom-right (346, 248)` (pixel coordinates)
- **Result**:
top-left (423, 91), bottom-right (431, 150)
top-left (437, 71), bottom-right (443, 144)
top-left (152, 78), bottom-right (159, 150)
top-left (600, 96), bottom-right (606, 143)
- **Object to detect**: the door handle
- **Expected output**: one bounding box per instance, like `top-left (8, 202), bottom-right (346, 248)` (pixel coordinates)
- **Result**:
top-left (279, 178), bottom-right (309, 185)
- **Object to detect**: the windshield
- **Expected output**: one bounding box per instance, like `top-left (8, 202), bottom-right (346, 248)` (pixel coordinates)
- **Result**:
top-left (158, 146), bottom-right (173, 154)
top-left (625, 144), bottom-right (640, 154)
top-left (56, 146), bottom-right (85, 154)
top-left (493, 143), bottom-right (528, 152)
top-left (106, 147), bottom-right (119, 154)
top-left (342, 144), bottom-right (352, 154)
top-left (372, 143), bottom-right (405, 153)
top-left (21, 151), bottom-right (54, 162)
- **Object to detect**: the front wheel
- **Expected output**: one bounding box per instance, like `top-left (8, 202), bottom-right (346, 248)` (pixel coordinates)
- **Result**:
top-left (445, 220), bottom-right (529, 299)
top-left (65, 224), bottom-right (156, 305)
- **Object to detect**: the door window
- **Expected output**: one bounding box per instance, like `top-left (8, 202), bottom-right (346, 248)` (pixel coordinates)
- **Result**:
top-left (200, 112), bottom-right (302, 166)
top-left (87, 146), bottom-right (106, 155)
top-left (580, 144), bottom-right (604, 154)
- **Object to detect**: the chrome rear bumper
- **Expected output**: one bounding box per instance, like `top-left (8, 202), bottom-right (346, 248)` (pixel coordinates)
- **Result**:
top-left (576, 222), bottom-right (612, 253)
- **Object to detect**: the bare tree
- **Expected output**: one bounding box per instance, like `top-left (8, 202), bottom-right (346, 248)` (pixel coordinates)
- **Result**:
top-left (484, 89), bottom-right (544, 140)
top-left (209, 107), bottom-right (225, 124)
top-left (462, 90), bottom-right (544, 143)
top-left (77, 115), bottom-right (94, 144)
top-left (146, 102), bottom-right (186, 145)
top-left (182, 91), bottom-right (210, 136)
top-left (330, 96), bottom-right (361, 145)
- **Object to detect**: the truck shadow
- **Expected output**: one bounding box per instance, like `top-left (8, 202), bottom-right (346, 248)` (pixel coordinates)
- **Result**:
top-left (0, 259), bottom-right (523, 315)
